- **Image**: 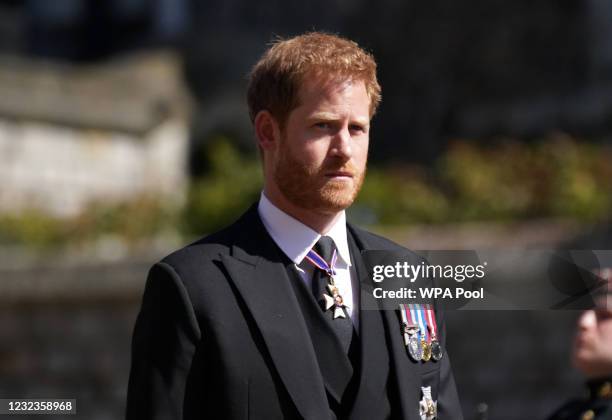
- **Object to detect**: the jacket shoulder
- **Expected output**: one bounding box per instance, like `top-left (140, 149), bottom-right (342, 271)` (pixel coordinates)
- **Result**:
top-left (350, 224), bottom-right (407, 250)
top-left (350, 224), bottom-right (425, 262)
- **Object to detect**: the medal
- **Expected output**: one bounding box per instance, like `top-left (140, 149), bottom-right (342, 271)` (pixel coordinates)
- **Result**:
top-left (430, 340), bottom-right (442, 361)
top-left (408, 335), bottom-right (423, 361)
top-left (305, 247), bottom-right (348, 319)
top-left (402, 303), bottom-right (443, 363)
top-left (415, 304), bottom-right (431, 362)
top-left (419, 386), bottom-right (437, 420)
top-left (323, 284), bottom-right (346, 319)
top-left (422, 340), bottom-right (432, 362)
top-left (399, 304), bottom-right (423, 361)
top-left (425, 304), bottom-right (443, 361)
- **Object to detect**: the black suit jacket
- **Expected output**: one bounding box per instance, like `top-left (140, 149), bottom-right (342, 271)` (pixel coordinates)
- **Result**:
top-left (126, 204), bottom-right (462, 419)
top-left (547, 378), bottom-right (612, 420)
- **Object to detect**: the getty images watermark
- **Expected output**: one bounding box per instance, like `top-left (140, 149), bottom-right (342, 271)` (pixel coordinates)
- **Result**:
top-left (360, 250), bottom-right (612, 311)
top-left (371, 259), bottom-right (487, 299)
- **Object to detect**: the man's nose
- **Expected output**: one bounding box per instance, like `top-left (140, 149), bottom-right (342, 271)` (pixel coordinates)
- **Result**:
top-left (329, 127), bottom-right (352, 159)
top-left (577, 310), bottom-right (597, 330)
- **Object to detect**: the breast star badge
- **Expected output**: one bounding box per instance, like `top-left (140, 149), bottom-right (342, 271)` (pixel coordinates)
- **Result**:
top-left (419, 386), bottom-right (437, 420)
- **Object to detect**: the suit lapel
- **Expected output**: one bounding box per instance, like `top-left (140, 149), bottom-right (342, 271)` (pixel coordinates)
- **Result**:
top-left (220, 207), bottom-right (330, 420)
top-left (346, 231), bottom-right (391, 419)
top-left (348, 225), bottom-right (422, 420)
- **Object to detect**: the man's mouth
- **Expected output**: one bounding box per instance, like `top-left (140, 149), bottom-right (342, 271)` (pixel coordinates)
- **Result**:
top-left (574, 334), bottom-right (592, 349)
top-left (325, 170), bottom-right (354, 179)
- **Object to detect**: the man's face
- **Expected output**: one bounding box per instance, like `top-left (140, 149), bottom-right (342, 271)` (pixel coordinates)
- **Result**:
top-left (271, 75), bottom-right (370, 214)
top-left (573, 295), bottom-right (612, 378)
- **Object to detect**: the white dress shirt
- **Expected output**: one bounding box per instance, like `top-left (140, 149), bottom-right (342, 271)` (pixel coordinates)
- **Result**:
top-left (258, 192), bottom-right (359, 328)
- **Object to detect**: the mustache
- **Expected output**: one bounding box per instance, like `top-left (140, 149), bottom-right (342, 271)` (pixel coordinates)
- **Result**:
top-left (321, 161), bottom-right (360, 175)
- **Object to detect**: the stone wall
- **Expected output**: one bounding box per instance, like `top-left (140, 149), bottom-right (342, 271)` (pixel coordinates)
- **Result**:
top-left (0, 118), bottom-right (187, 217)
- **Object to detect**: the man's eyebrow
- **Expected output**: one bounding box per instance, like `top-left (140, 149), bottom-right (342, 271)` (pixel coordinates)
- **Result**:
top-left (308, 112), bottom-right (340, 120)
top-left (309, 113), bottom-right (370, 126)
top-left (351, 118), bottom-right (370, 127)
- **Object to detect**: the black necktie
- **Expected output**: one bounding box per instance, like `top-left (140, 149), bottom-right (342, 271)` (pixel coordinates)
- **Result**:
top-left (312, 236), bottom-right (354, 353)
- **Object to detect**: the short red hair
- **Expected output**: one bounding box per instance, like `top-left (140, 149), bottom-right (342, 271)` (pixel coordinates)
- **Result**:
top-left (247, 32), bottom-right (381, 128)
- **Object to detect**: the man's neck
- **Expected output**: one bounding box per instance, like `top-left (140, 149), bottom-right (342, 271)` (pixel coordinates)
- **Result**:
top-left (262, 188), bottom-right (343, 235)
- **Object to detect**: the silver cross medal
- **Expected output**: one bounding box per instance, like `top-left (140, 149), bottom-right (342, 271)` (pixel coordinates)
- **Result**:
top-left (305, 247), bottom-right (348, 319)
top-left (419, 386), bottom-right (437, 420)
top-left (323, 281), bottom-right (348, 319)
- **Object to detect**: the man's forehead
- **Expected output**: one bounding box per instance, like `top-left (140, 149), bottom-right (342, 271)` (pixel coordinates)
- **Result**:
top-left (294, 73), bottom-right (371, 114)
top-left (300, 72), bottom-right (361, 94)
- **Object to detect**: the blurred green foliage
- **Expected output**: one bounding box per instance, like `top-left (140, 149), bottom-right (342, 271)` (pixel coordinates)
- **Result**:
top-left (0, 135), bottom-right (610, 249)
top-left (70, 196), bottom-right (180, 242)
top-left (358, 136), bottom-right (611, 224)
top-left (356, 167), bottom-right (450, 224)
top-left (0, 197), bottom-right (178, 250)
top-left (0, 210), bottom-right (66, 249)
top-left (439, 136), bottom-right (611, 222)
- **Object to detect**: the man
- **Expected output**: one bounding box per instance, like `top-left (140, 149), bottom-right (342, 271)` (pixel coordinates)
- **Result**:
top-left (127, 32), bottom-right (461, 419)
top-left (548, 269), bottom-right (612, 420)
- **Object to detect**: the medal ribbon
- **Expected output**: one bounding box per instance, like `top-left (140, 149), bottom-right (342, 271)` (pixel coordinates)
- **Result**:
top-left (400, 304), bottom-right (408, 325)
top-left (409, 304), bottom-right (422, 342)
top-left (425, 304), bottom-right (438, 340)
top-left (415, 304), bottom-right (429, 343)
top-left (400, 303), bottom-right (411, 346)
top-left (401, 304), bottom-right (416, 327)
top-left (304, 248), bottom-right (338, 277)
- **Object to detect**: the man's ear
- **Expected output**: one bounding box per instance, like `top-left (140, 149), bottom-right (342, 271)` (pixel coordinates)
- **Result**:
top-left (254, 110), bottom-right (281, 152)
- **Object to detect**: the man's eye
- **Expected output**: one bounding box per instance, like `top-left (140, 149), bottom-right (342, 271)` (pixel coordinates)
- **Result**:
top-left (350, 124), bottom-right (365, 133)
top-left (315, 122), bottom-right (330, 129)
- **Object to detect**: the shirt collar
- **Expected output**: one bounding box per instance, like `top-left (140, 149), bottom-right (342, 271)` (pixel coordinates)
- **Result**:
top-left (258, 192), bottom-right (352, 267)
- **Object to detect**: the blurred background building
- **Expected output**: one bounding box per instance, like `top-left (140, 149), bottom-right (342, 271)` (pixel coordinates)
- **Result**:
top-left (0, 52), bottom-right (189, 216)
top-left (0, 0), bottom-right (610, 419)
